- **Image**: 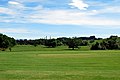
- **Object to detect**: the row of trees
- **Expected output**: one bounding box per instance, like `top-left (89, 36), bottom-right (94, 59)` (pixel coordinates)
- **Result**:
top-left (91, 36), bottom-right (120, 50)
top-left (1, 33), bottom-right (120, 51)
top-left (16, 37), bottom-right (91, 50)
top-left (0, 33), bottom-right (16, 51)
top-left (16, 36), bottom-right (98, 46)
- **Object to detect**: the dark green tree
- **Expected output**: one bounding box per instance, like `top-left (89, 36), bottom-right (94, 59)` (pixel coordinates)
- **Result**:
top-left (67, 38), bottom-right (82, 50)
top-left (91, 36), bottom-right (120, 50)
top-left (91, 42), bottom-right (100, 50)
top-left (0, 33), bottom-right (16, 51)
top-left (45, 39), bottom-right (57, 48)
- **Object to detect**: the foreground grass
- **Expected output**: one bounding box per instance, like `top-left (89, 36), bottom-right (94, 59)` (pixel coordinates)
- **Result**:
top-left (0, 45), bottom-right (120, 80)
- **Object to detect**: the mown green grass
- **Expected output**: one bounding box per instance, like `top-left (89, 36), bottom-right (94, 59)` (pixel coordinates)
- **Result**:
top-left (0, 45), bottom-right (120, 80)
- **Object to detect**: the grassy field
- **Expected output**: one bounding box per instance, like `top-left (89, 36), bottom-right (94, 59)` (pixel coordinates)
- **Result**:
top-left (0, 45), bottom-right (120, 80)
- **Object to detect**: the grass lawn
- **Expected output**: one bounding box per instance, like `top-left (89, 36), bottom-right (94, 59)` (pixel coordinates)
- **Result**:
top-left (0, 45), bottom-right (120, 80)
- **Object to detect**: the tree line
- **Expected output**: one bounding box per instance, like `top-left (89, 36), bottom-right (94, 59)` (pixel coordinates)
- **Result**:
top-left (91, 36), bottom-right (120, 50)
top-left (15, 35), bottom-right (120, 50)
top-left (1, 33), bottom-right (120, 51)
top-left (16, 36), bottom-right (100, 50)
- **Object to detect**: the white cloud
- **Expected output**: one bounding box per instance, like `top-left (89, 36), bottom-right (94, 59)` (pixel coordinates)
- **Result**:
top-left (26, 10), bottom-right (120, 26)
top-left (1, 8), bottom-right (120, 26)
top-left (0, 28), bottom-right (30, 33)
top-left (102, 6), bottom-right (120, 13)
top-left (29, 18), bottom-right (120, 26)
top-left (69, 0), bottom-right (89, 10)
top-left (87, 6), bottom-right (120, 16)
top-left (14, 0), bottom-right (44, 3)
top-left (8, 1), bottom-right (26, 10)
top-left (0, 0), bottom-right (120, 26)
top-left (0, 7), bottom-right (15, 15)
top-left (8, 1), bottom-right (20, 5)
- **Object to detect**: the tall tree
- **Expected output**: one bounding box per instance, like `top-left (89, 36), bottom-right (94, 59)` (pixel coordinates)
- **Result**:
top-left (67, 38), bottom-right (82, 50)
top-left (0, 33), bottom-right (16, 51)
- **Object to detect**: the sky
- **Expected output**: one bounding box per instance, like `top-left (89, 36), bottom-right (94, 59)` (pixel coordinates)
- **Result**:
top-left (0, 0), bottom-right (120, 39)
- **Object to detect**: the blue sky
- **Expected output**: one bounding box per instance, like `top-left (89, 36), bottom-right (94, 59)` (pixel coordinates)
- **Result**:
top-left (0, 0), bottom-right (120, 39)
